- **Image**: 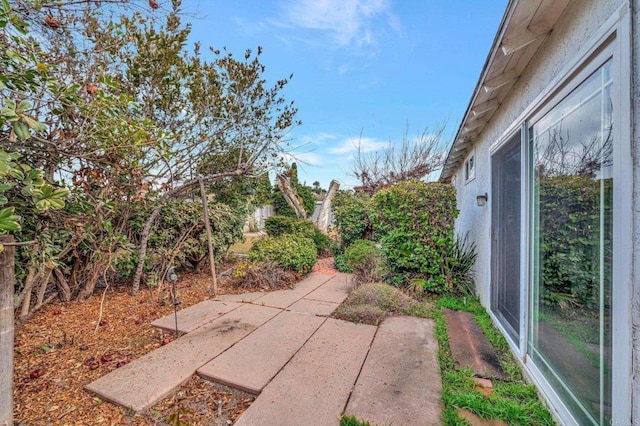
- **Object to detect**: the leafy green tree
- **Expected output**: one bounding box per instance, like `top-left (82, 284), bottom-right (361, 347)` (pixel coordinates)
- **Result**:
top-left (2, 0), bottom-right (302, 316)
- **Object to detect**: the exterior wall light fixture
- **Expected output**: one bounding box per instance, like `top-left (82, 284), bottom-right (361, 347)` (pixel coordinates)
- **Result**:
top-left (476, 193), bottom-right (488, 206)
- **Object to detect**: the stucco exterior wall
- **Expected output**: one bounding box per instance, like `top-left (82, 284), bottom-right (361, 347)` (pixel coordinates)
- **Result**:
top-left (631, 0), bottom-right (639, 421)
top-left (452, 0), bottom-right (623, 307)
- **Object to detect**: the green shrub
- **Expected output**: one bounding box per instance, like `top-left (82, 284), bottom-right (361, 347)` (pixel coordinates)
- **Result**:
top-left (264, 215), bottom-right (295, 236)
top-left (370, 180), bottom-right (458, 290)
top-left (122, 200), bottom-right (244, 279)
top-left (344, 239), bottom-right (381, 285)
top-left (333, 254), bottom-right (352, 273)
top-left (264, 215), bottom-right (331, 256)
top-left (249, 234), bottom-right (317, 273)
top-left (331, 191), bottom-right (373, 248)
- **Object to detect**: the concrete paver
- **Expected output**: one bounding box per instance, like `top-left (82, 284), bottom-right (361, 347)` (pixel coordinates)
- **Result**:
top-left (198, 311), bottom-right (326, 394)
top-left (345, 316), bottom-right (442, 425)
top-left (444, 308), bottom-right (507, 380)
top-left (150, 300), bottom-right (240, 334)
top-left (287, 298), bottom-right (339, 316)
top-left (251, 273), bottom-right (332, 309)
top-left (303, 273), bottom-right (352, 304)
top-left (214, 291), bottom-right (266, 303)
top-left (86, 304), bottom-right (280, 412)
top-left (235, 318), bottom-right (377, 426)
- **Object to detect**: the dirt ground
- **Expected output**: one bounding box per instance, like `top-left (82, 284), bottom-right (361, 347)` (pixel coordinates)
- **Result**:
top-left (13, 271), bottom-right (260, 425)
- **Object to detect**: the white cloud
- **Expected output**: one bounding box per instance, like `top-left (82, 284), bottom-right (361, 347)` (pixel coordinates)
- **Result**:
top-left (275, 0), bottom-right (398, 53)
top-left (281, 151), bottom-right (324, 166)
top-left (297, 132), bottom-right (340, 146)
top-left (327, 136), bottom-right (389, 154)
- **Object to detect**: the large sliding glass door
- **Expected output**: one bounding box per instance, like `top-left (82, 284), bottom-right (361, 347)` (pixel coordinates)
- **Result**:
top-left (529, 60), bottom-right (613, 424)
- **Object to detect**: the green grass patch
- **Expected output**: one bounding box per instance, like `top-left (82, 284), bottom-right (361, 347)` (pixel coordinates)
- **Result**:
top-left (339, 415), bottom-right (375, 426)
top-left (435, 295), bottom-right (555, 425)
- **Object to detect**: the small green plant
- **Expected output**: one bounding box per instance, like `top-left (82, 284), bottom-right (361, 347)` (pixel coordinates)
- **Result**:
top-left (441, 233), bottom-right (478, 295)
top-left (344, 239), bottom-right (381, 285)
top-left (340, 415), bottom-right (374, 426)
top-left (333, 253), bottom-right (352, 273)
top-left (249, 234), bottom-right (317, 273)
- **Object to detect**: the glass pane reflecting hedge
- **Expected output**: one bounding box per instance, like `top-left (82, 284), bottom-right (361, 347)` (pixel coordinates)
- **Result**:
top-left (529, 60), bottom-right (613, 425)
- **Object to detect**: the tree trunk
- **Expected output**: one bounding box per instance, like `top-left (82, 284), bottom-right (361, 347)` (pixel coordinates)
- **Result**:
top-left (199, 179), bottom-right (218, 295)
top-left (131, 202), bottom-right (163, 295)
top-left (53, 268), bottom-right (71, 302)
top-left (315, 179), bottom-right (340, 232)
top-left (131, 170), bottom-right (242, 294)
top-left (34, 267), bottom-right (53, 310)
top-left (16, 266), bottom-right (35, 320)
top-left (276, 174), bottom-right (306, 219)
top-left (76, 259), bottom-right (104, 301)
top-left (0, 235), bottom-right (15, 426)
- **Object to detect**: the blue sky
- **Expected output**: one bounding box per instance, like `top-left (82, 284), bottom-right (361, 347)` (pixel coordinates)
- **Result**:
top-left (185, 1), bottom-right (508, 189)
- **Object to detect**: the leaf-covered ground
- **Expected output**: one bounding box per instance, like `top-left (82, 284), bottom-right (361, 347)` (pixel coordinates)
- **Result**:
top-left (13, 271), bottom-right (265, 425)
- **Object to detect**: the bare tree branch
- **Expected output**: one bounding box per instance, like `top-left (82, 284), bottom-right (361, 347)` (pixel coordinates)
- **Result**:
top-left (351, 124), bottom-right (447, 194)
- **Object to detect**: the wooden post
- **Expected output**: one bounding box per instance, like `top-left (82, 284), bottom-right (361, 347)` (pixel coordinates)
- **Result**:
top-left (199, 180), bottom-right (217, 295)
top-left (0, 235), bottom-right (15, 426)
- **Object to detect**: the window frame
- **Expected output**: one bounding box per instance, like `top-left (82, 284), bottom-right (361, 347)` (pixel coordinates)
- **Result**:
top-left (464, 148), bottom-right (476, 183)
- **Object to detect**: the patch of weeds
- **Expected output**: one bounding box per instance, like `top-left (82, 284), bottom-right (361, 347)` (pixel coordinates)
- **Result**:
top-left (333, 283), bottom-right (433, 325)
top-left (334, 304), bottom-right (387, 325)
top-left (340, 415), bottom-right (375, 426)
top-left (434, 296), bottom-right (555, 425)
top-left (405, 300), bottom-right (435, 319)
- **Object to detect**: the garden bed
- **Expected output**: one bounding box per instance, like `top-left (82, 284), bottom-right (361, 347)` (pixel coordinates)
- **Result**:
top-left (12, 270), bottom-right (283, 425)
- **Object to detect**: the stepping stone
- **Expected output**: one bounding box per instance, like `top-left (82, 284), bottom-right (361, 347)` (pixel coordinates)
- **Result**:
top-left (151, 300), bottom-right (240, 334)
top-left (198, 310), bottom-right (326, 394)
top-left (86, 304), bottom-right (280, 412)
top-left (215, 291), bottom-right (266, 303)
top-left (458, 409), bottom-right (508, 426)
top-left (346, 316), bottom-right (442, 426)
top-left (251, 273), bottom-right (332, 309)
top-left (304, 273), bottom-right (353, 304)
top-left (288, 298), bottom-right (339, 316)
top-left (443, 309), bottom-right (507, 380)
top-left (235, 318), bottom-right (377, 426)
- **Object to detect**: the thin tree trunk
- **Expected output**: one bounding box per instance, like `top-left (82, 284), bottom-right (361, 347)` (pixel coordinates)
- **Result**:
top-left (0, 235), bottom-right (15, 426)
top-left (76, 259), bottom-right (104, 301)
top-left (53, 268), bottom-right (71, 302)
top-left (199, 180), bottom-right (218, 295)
top-left (131, 170), bottom-right (242, 294)
top-left (16, 266), bottom-right (35, 319)
top-left (276, 174), bottom-right (306, 219)
top-left (315, 179), bottom-right (339, 232)
top-left (34, 267), bottom-right (53, 310)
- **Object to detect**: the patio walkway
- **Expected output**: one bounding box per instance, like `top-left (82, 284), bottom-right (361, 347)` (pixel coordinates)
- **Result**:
top-left (85, 271), bottom-right (442, 425)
